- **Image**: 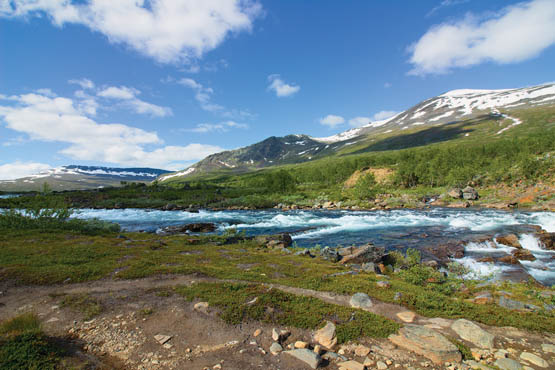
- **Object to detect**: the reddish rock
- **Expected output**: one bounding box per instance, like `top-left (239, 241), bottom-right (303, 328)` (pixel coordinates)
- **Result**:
top-left (512, 249), bottom-right (536, 261)
top-left (497, 255), bottom-right (520, 265)
top-left (495, 234), bottom-right (521, 248)
top-left (477, 257), bottom-right (495, 263)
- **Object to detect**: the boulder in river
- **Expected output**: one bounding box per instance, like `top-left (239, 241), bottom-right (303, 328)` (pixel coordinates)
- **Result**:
top-left (156, 223), bottom-right (217, 235)
top-left (339, 244), bottom-right (386, 265)
top-left (511, 249), bottom-right (536, 261)
top-left (495, 234), bottom-right (521, 248)
top-left (462, 186), bottom-right (479, 200)
top-left (537, 231), bottom-right (555, 250)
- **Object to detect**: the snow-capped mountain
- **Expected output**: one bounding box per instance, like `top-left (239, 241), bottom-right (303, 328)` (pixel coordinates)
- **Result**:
top-left (159, 83), bottom-right (555, 183)
top-left (0, 165), bottom-right (170, 191)
top-left (316, 83), bottom-right (555, 143)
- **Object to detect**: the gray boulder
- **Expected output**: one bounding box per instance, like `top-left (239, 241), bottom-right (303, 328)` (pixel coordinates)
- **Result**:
top-left (451, 319), bottom-right (494, 349)
top-left (339, 244), bottom-right (386, 265)
top-left (283, 349), bottom-right (322, 369)
top-left (349, 293), bottom-right (373, 310)
top-left (462, 186), bottom-right (479, 200)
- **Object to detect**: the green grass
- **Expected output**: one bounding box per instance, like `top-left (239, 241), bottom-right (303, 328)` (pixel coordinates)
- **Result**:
top-left (1, 230), bottom-right (554, 333)
top-left (175, 282), bottom-right (400, 342)
top-left (0, 313), bottom-right (65, 370)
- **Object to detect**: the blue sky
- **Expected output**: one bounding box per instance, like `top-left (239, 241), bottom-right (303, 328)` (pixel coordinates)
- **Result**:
top-left (1, 0), bottom-right (554, 178)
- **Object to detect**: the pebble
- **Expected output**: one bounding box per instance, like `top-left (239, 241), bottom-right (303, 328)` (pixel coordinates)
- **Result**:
top-left (270, 342), bottom-right (283, 355)
top-left (294, 341), bottom-right (308, 349)
top-left (253, 329), bottom-right (262, 337)
top-left (354, 345), bottom-right (370, 357)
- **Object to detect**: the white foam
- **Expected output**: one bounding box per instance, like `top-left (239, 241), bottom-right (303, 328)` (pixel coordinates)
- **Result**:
top-left (454, 256), bottom-right (508, 280)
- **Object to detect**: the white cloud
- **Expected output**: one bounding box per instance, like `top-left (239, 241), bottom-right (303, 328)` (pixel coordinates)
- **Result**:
top-left (348, 117), bottom-right (371, 127)
top-left (0, 161), bottom-right (51, 180)
top-left (186, 121), bottom-right (248, 133)
top-left (267, 75), bottom-right (300, 97)
top-left (0, 90), bottom-right (222, 169)
top-left (409, 0), bottom-right (555, 75)
top-left (97, 85), bottom-right (172, 117)
top-left (1, 0), bottom-right (263, 64)
top-left (372, 111), bottom-right (398, 121)
top-left (69, 78), bottom-right (95, 90)
top-left (177, 77), bottom-right (224, 112)
top-left (319, 115), bottom-right (345, 128)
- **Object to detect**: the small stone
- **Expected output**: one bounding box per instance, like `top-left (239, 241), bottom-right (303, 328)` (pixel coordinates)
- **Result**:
top-left (338, 360), bottom-right (365, 370)
top-left (465, 360), bottom-right (490, 370)
top-left (377, 360), bottom-right (388, 369)
top-left (163, 343), bottom-right (173, 349)
top-left (396, 311), bottom-right (416, 323)
top-left (542, 343), bottom-right (555, 353)
top-left (46, 317), bottom-right (60, 323)
top-left (377, 280), bottom-right (391, 288)
top-left (349, 293), bottom-right (373, 310)
top-left (386, 359), bottom-right (393, 365)
top-left (213, 365), bottom-right (222, 370)
top-left (354, 345), bottom-right (370, 357)
top-left (154, 334), bottom-right (172, 345)
top-left (283, 349), bottom-right (322, 369)
top-left (363, 357), bottom-right (375, 366)
top-left (270, 342), bottom-right (283, 355)
top-left (495, 358), bottom-right (523, 370)
top-left (322, 351), bottom-right (347, 362)
top-left (193, 302), bottom-right (209, 313)
top-left (494, 349), bottom-right (508, 359)
top-left (253, 329), bottom-right (262, 337)
top-left (519, 352), bottom-right (548, 368)
top-left (314, 321), bottom-right (337, 349)
top-left (272, 328), bottom-right (280, 341)
top-left (294, 341), bottom-right (308, 349)
top-left (313, 345), bottom-right (322, 355)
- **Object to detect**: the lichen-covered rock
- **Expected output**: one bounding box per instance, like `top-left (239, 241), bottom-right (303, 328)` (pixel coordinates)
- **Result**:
top-left (314, 321), bottom-right (337, 349)
top-left (283, 349), bottom-right (322, 369)
top-left (349, 293), bottom-right (373, 310)
top-left (451, 319), bottom-right (495, 349)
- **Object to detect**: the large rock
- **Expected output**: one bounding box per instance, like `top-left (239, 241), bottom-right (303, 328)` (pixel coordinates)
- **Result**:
top-left (496, 234), bottom-right (521, 248)
top-left (448, 188), bottom-right (463, 199)
top-left (451, 319), bottom-right (495, 349)
top-left (495, 358), bottom-right (523, 370)
top-left (283, 349), bottom-right (322, 369)
top-left (349, 293), bottom-right (373, 310)
top-left (388, 325), bottom-right (461, 364)
top-left (255, 233), bottom-right (293, 249)
top-left (314, 321), bottom-right (337, 349)
top-left (157, 223), bottom-right (216, 235)
top-left (339, 244), bottom-right (386, 265)
top-left (320, 246), bottom-right (340, 262)
top-left (462, 186), bottom-right (479, 200)
top-left (537, 232), bottom-right (554, 250)
top-left (511, 249), bottom-right (536, 261)
top-left (519, 352), bottom-right (548, 368)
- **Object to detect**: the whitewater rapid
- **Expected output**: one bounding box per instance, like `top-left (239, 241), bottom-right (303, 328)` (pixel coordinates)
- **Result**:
top-left (72, 208), bottom-right (555, 285)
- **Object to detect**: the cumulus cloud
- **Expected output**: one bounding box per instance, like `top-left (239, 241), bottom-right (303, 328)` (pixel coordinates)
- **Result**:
top-left (97, 85), bottom-right (172, 117)
top-left (69, 78), bottom-right (95, 90)
top-left (409, 0), bottom-right (555, 75)
top-left (185, 121), bottom-right (248, 133)
top-left (0, 161), bottom-right (51, 180)
top-left (0, 90), bottom-right (222, 169)
top-left (1, 0), bottom-right (263, 64)
top-left (267, 75), bottom-right (300, 97)
top-left (348, 117), bottom-right (371, 127)
top-left (177, 77), bottom-right (225, 112)
top-left (319, 115), bottom-right (345, 128)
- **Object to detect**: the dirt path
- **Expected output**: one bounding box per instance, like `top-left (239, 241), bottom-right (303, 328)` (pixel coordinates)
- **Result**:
top-left (2, 275), bottom-right (554, 370)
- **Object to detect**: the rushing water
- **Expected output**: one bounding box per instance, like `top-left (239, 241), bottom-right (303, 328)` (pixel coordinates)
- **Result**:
top-left (72, 207), bottom-right (555, 285)
top-left (0, 194), bottom-right (20, 199)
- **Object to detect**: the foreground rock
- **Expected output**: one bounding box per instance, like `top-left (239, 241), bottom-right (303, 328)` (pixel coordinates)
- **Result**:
top-left (339, 244), bottom-right (386, 265)
top-left (283, 349), bottom-right (322, 369)
top-left (156, 223), bottom-right (216, 235)
top-left (314, 321), bottom-right (337, 350)
top-left (255, 233), bottom-right (293, 248)
top-left (388, 324), bottom-right (462, 364)
top-left (519, 352), bottom-right (548, 368)
top-left (451, 319), bottom-right (495, 349)
top-left (349, 293), bottom-right (373, 310)
top-left (495, 358), bottom-right (523, 370)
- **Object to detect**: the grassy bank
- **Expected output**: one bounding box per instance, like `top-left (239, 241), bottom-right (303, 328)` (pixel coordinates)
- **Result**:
top-left (1, 230), bottom-right (554, 333)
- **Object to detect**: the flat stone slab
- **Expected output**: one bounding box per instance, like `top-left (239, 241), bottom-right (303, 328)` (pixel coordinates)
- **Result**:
top-left (520, 352), bottom-right (548, 368)
top-left (337, 360), bottom-right (365, 370)
top-left (153, 334), bottom-right (172, 345)
top-left (451, 319), bottom-right (494, 349)
top-left (396, 311), bottom-right (416, 323)
top-left (388, 324), bottom-right (461, 364)
top-left (283, 349), bottom-right (322, 369)
top-left (349, 292), bottom-right (373, 310)
top-left (495, 358), bottom-right (523, 370)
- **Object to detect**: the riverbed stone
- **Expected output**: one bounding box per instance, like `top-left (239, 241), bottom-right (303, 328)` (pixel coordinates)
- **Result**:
top-left (283, 349), bottom-right (322, 369)
top-left (349, 293), bottom-right (373, 310)
top-left (451, 319), bottom-right (494, 349)
top-left (495, 358), bottom-right (523, 370)
top-left (388, 324), bottom-right (461, 364)
top-left (314, 321), bottom-right (337, 349)
top-left (519, 352), bottom-right (548, 368)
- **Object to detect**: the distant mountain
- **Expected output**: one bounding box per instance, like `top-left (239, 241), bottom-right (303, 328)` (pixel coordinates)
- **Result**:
top-left (157, 82), bottom-right (554, 183)
top-left (0, 165), bottom-right (171, 191)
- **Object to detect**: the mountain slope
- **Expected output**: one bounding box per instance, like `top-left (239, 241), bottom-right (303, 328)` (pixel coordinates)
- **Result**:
top-left (158, 82), bottom-right (554, 183)
top-left (0, 165), bottom-right (171, 191)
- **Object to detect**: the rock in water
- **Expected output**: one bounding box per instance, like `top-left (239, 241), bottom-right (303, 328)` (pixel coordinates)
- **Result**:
top-left (314, 321), bottom-right (337, 349)
top-left (496, 234), bottom-right (521, 248)
top-left (157, 223), bottom-right (216, 235)
top-left (388, 325), bottom-right (461, 364)
top-left (349, 293), bottom-right (373, 310)
top-left (462, 186), bottom-right (479, 200)
top-left (283, 349), bottom-right (322, 369)
top-left (451, 319), bottom-right (494, 349)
